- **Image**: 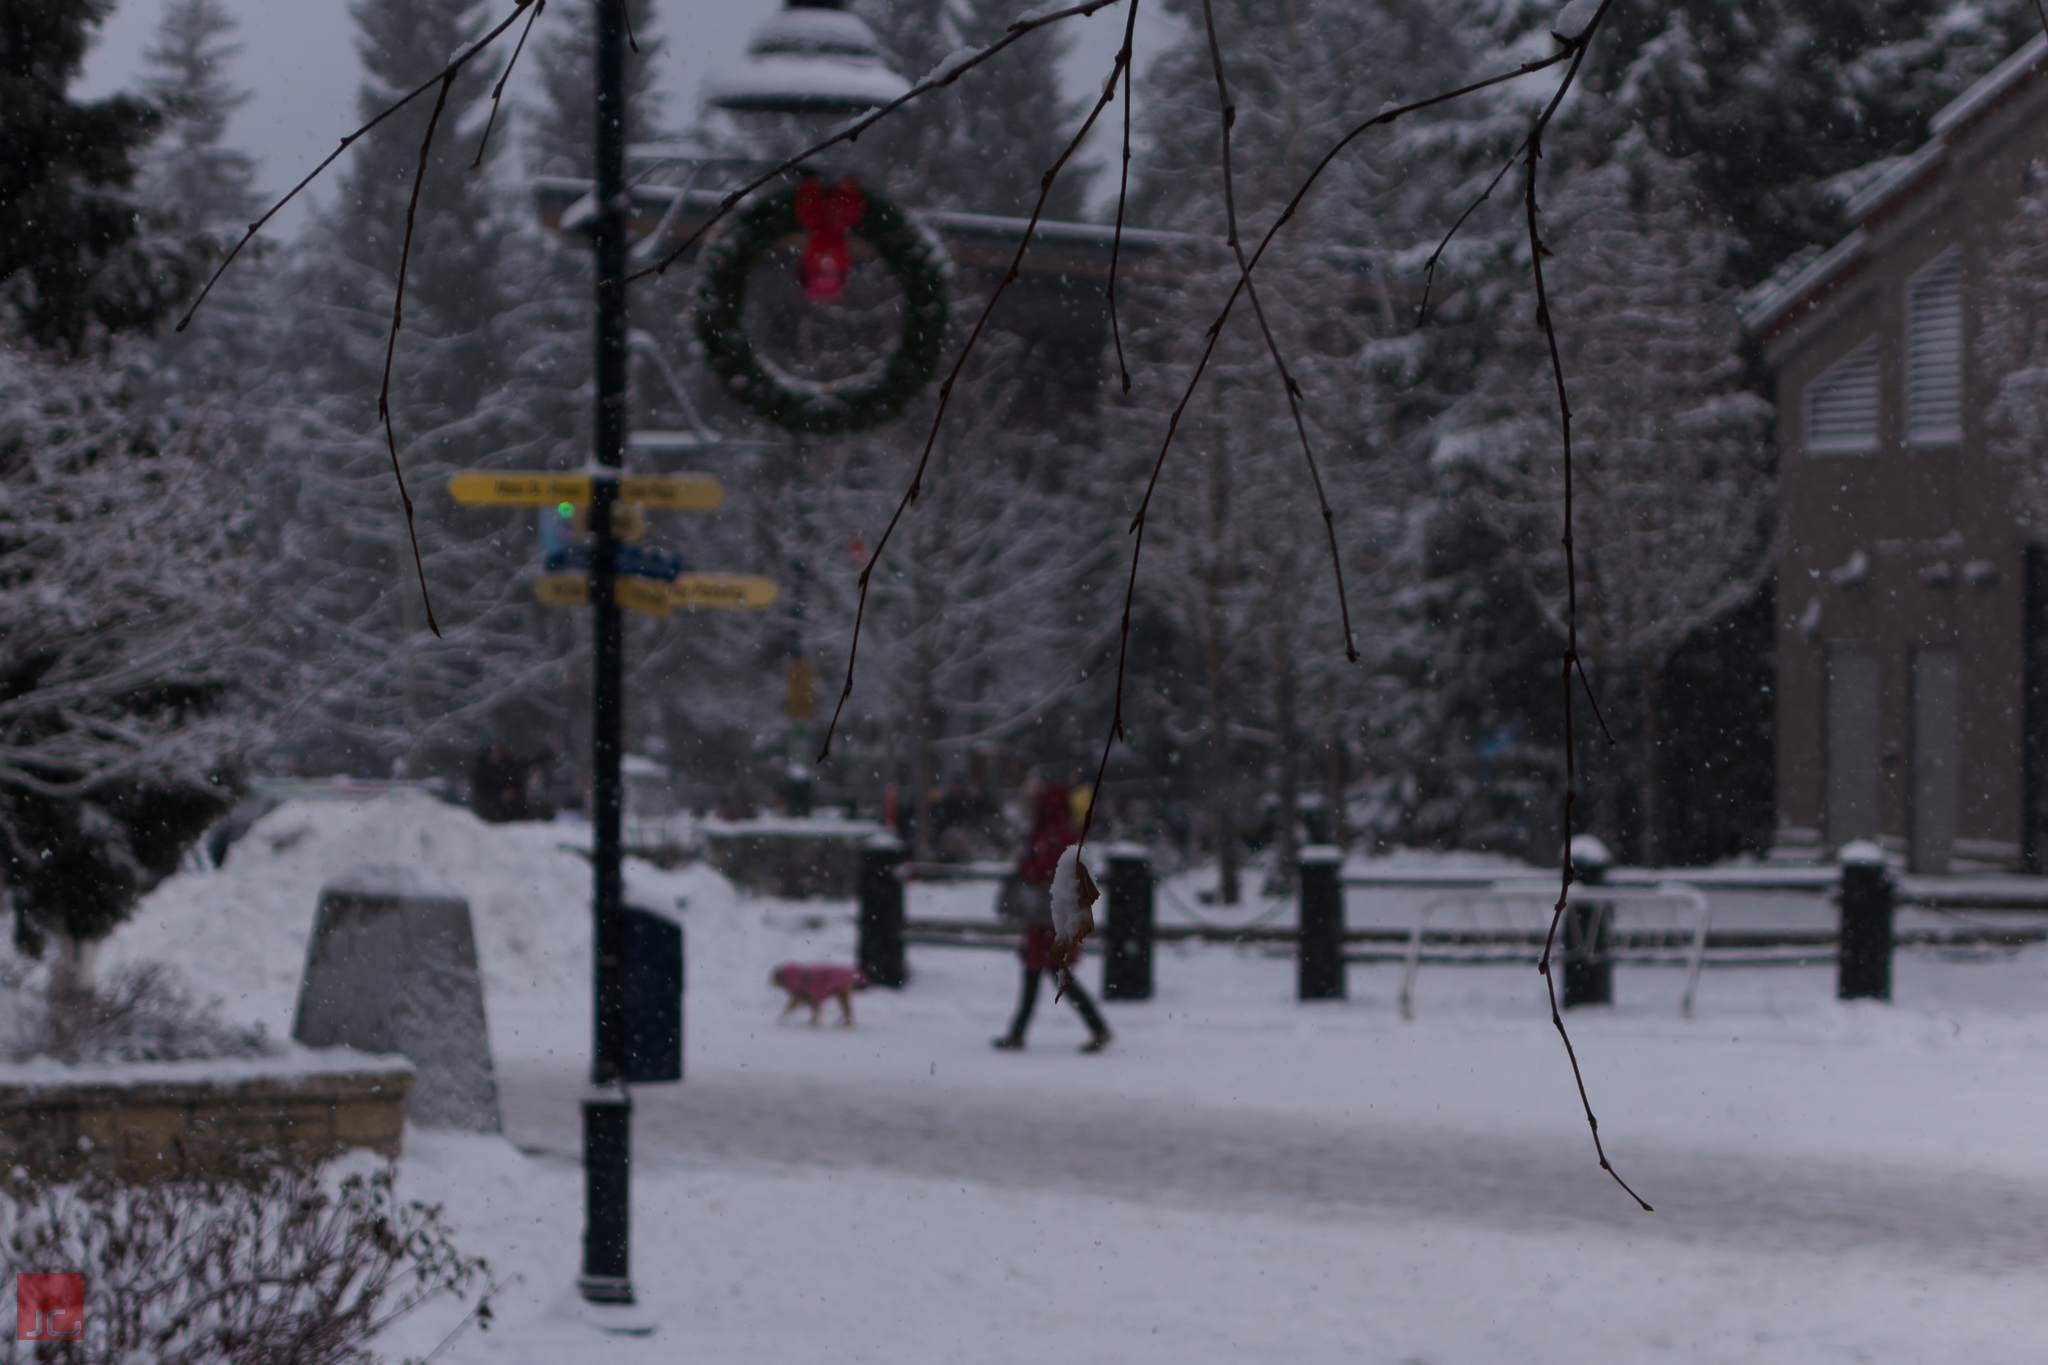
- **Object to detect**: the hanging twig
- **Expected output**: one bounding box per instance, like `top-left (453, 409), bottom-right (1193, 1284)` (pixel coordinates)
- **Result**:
top-left (1414, 150), bottom-right (1517, 328)
top-left (472, 0), bottom-right (546, 170)
top-left (816, 26), bottom-right (1136, 762)
top-left (377, 71), bottom-right (458, 638)
top-left (174, 0), bottom-right (535, 332)
top-left (1196, 0), bottom-right (1358, 667)
top-left (1075, 51), bottom-right (1573, 849)
top-left (1502, 0), bottom-right (1652, 1212)
top-left (1104, 0), bottom-right (1142, 395)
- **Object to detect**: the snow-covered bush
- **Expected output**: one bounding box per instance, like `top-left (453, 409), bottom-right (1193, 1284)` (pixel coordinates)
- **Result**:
top-left (6, 963), bottom-right (273, 1067)
top-left (0, 1163), bottom-right (489, 1365)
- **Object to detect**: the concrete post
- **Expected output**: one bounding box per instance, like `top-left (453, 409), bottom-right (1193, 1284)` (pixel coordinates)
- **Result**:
top-left (1102, 844), bottom-right (1154, 1001)
top-left (1297, 845), bottom-right (1346, 1001)
top-left (1562, 834), bottom-right (1614, 1009)
top-left (1837, 841), bottom-right (1894, 1002)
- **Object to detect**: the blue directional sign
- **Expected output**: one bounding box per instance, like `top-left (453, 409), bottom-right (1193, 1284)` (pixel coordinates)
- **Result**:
top-left (544, 544), bottom-right (683, 582)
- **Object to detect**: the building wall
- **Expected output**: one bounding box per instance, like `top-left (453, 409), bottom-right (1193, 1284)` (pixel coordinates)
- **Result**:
top-left (1770, 94), bottom-right (2046, 868)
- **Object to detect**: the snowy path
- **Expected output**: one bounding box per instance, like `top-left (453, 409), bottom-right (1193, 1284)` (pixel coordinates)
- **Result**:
top-left (497, 1061), bottom-right (2048, 1273)
top-left (96, 800), bottom-right (2048, 1361)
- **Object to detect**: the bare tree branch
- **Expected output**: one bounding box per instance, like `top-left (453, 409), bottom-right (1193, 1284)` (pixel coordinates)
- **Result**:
top-left (1104, 0), bottom-right (1141, 394)
top-left (1195, 0), bottom-right (1358, 667)
top-left (816, 23), bottom-right (1135, 761)
top-left (376, 70), bottom-right (457, 639)
top-left (174, 0), bottom-right (536, 332)
top-left (472, 0), bottom-right (546, 169)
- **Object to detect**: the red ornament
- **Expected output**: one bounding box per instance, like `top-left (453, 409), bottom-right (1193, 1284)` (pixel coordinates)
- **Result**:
top-left (793, 176), bottom-right (866, 303)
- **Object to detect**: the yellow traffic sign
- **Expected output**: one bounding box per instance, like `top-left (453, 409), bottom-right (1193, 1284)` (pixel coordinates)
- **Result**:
top-left (451, 472), bottom-right (722, 510)
top-left (535, 573), bottom-right (673, 618)
top-left (673, 575), bottom-right (780, 609)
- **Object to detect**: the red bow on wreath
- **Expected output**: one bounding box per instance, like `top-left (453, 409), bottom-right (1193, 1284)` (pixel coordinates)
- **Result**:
top-left (793, 176), bottom-right (866, 303)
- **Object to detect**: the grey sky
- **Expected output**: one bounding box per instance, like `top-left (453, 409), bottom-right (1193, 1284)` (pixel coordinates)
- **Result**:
top-left (77, 0), bottom-right (1181, 239)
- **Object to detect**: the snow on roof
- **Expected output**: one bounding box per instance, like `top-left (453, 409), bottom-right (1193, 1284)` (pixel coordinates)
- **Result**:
top-left (1744, 35), bottom-right (2048, 341)
top-left (1930, 33), bottom-right (2048, 137)
top-left (706, 6), bottom-right (909, 115)
top-left (745, 5), bottom-right (889, 61)
top-left (704, 55), bottom-right (912, 113)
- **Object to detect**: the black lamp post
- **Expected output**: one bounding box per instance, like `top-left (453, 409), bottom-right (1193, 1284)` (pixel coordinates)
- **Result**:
top-left (577, 0), bottom-right (638, 1323)
top-left (572, 0), bottom-right (909, 1326)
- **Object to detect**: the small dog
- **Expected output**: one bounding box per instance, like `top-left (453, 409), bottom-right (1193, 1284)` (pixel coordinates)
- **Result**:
top-left (771, 962), bottom-right (870, 1027)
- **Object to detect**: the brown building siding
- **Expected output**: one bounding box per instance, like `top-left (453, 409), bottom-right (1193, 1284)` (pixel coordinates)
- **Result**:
top-left (1753, 48), bottom-right (2048, 870)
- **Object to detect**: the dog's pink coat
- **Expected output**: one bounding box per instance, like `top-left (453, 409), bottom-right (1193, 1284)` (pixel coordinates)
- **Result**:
top-left (772, 962), bottom-right (869, 1005)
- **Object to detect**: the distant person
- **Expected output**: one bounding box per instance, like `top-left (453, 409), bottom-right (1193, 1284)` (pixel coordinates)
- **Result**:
top-left (470, 741), bottom-right (529, 823)
top-left (992, 781), bottom-right (1111, 1054)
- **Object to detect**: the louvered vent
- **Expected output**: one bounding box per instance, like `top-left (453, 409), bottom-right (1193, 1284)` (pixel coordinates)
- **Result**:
top-left (1906, 247), bottom-right (1964, 446)
top-left (1805, 337), bottom-right (1880, 454)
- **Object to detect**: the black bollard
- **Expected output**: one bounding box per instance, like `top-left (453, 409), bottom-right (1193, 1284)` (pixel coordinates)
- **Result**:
top-left (1837, 842), bottom-right (1894, 1002)
top-left (1298, 846), bottom-right (1346, 1000)
top-left (1561, 834), bottom-right (1614, 1009)
top-left (1102, 844), bottom-right (1154, 1001)
top-left (857, 835), bottom-right (907, 989)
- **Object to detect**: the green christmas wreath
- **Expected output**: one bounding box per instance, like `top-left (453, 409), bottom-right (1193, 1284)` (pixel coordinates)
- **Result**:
top-left (694, 176), bottom-right (951, 436)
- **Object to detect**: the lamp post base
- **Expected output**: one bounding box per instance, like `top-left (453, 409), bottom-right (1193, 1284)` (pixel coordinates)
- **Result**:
top-left (550, 1286), bottom-right (658, 1337)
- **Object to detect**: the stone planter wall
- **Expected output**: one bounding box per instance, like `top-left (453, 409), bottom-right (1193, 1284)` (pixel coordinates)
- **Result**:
top-left (0, 1050), bottom-right (413, 1183)
top-left (701, 818), bottom-right (885, 898)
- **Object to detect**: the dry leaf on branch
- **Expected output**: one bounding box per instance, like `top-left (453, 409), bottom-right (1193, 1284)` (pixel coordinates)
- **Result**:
top-left (1048, 846), bottom-right (1098, 998)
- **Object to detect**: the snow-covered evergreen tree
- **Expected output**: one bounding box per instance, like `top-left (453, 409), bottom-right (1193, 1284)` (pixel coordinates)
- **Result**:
top-left (1591, 0), bottom-right (2038, 284)
top-left (0, 0), bottom-right (190, 350)
top-left (257, 0), bottom-right (562, 777)
top-left (1982, 153), bottom-right (2048, 523)
top-left (0, 337), bottom-right (255, 979)
top-left (1116, 0), bottom-right (1471, 886)
top-left (138, 0), bottom-right (261, 241)
top-left (1424, 132), bottom-right (1772, 862)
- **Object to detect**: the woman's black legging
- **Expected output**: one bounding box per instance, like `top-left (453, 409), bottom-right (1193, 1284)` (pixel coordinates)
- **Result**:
top-left (1006, 966), bottom-right (1109, 1039)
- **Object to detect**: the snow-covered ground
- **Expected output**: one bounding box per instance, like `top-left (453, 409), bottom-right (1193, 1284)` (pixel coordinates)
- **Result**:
top-left (99, 791), bottom-right (2048, 1363)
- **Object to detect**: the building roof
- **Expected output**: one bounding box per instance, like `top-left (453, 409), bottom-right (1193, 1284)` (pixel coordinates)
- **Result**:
top-left (1740, 34), bottom-right (2048, 343)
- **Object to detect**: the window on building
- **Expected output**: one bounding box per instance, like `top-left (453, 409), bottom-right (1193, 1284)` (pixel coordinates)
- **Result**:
top-left (1805, 337), bottom-right (1880, 454)
top-left (1906, 246), bottom-right (1965, 445)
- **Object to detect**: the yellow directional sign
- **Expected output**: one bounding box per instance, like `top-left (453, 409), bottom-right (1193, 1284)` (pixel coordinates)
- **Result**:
top-left (621, 475), bottom-right (722, 510)
top-left (451, 471), bottom-right (722, 510)
top-left (535, 573), bottom-right (674, 618)
top-left (536, 572), bottom-right (588, 607)
top-left (453, 472), bottom-right (590, 506)
top-left (673, 575), bottom-right (780, 609)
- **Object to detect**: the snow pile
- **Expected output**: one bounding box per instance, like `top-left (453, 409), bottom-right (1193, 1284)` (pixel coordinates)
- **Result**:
top-left (104, 791), bottom-right (807, 1068)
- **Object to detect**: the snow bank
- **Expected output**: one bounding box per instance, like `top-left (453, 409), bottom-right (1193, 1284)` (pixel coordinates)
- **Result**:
top-left (103, 792), bottom-right (791, 1068)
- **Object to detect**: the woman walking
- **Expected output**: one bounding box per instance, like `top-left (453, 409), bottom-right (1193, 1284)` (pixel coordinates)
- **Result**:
top-left (992, 781), bottom-right (1112, 1053)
